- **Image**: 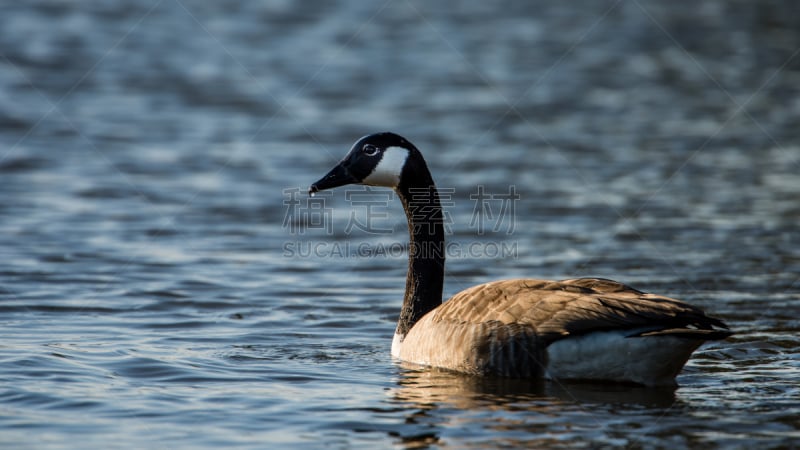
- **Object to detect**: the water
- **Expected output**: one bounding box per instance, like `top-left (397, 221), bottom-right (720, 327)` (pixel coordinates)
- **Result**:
top-left (1, 0), bottom-right (799, 448)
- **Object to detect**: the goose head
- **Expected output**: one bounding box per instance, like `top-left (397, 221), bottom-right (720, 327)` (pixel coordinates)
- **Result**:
top-left (309, 132), bottom-right (415, 194)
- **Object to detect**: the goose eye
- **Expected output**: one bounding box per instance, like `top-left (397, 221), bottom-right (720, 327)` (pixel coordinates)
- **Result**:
top-left (363, 144), bottom-right (379, 156)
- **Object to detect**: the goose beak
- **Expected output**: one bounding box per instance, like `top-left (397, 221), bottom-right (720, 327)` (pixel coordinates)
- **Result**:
top-left (309, 162), bottom-right (358, 195)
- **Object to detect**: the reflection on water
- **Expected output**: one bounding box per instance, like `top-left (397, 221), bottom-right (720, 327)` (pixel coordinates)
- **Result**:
top-left (388, 366), bottom-right (678, 448)
top-left (392, 366), bottom-right (678, 409)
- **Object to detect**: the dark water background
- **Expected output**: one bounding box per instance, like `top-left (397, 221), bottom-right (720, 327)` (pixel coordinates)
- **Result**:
top-left (1, 1), bottom-right (799, 448)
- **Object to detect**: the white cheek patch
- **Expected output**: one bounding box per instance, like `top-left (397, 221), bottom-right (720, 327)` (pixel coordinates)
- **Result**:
top-left (363, 146), bottom-right (408, 188)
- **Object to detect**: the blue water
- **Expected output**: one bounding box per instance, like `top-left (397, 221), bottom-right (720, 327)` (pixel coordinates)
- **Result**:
top-left (1, 1), bottom-right (799, 448)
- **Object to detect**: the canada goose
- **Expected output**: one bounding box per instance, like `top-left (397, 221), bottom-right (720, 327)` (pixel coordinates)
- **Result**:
top-left (309, 132), bottom-right (732, 386)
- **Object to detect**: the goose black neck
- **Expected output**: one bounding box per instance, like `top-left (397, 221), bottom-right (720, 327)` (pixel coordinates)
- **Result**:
top-left (394, 150), bottom-right (445, 338)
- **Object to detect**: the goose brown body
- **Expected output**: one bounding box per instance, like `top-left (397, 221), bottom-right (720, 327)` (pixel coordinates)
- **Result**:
top-left (310, 133), bottom-right (732, 386)
top-left (395, 278), bottom-right (730, 385)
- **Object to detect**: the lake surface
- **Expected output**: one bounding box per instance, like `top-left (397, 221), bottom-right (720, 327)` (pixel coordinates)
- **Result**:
top-left (1, 1), bottom-right (799, 448)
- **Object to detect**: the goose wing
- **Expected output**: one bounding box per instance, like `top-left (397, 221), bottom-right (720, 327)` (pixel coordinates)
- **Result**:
top-left (430, 278), bottom-right (731, 344)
